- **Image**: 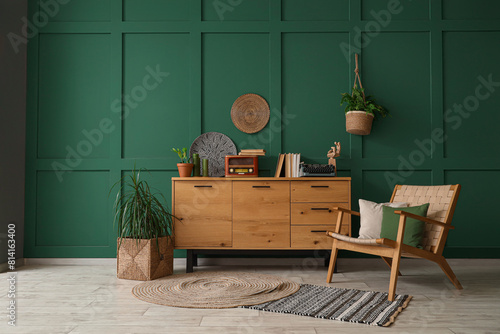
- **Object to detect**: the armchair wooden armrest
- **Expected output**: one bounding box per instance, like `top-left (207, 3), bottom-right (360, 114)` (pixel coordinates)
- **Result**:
top-left (330, 207), bottom-right (359, 234)
top-left (393, 210), bottom-right (454, 230)
top-left (332, 207), bottom-right (361, 217)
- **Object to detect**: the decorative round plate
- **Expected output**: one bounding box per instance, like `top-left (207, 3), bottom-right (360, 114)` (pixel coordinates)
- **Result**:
top-left (231, 94), bottom-right (270, 134)
top-left (190, 132), bottom-right (237, 177)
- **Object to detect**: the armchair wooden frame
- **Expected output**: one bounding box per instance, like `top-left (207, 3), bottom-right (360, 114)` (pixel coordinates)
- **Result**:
top-left (326, 184), bottom-right (462, 301)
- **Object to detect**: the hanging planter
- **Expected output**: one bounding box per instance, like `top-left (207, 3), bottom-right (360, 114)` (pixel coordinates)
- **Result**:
top-left (341, 54), bottom-right (389, 135)
top-left (345, 111), bottom-right (375, 135)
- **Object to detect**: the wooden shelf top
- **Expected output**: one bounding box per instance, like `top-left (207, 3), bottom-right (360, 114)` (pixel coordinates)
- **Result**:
top-left (172, 177), bottom-right (351, 181)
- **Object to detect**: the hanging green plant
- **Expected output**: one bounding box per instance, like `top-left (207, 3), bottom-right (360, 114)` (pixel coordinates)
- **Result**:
top-left (340, 84), bottom-right (389, 118)
top-left (340, 54), bottom-right (390, 135)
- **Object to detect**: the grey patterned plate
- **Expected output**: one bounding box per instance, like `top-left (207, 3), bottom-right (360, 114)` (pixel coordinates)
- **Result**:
top-left (189, 132), bottom-right (237, 177)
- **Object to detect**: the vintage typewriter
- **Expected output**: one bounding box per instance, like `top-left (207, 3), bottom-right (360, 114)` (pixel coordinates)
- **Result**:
top-left (300, 163), bottom-right (336, 177)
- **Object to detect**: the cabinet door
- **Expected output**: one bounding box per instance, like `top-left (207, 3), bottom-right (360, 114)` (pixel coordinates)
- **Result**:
top-left (174, 181), bottom-right (232, 247)
top-left (233, 181), bottom-right (290, 248)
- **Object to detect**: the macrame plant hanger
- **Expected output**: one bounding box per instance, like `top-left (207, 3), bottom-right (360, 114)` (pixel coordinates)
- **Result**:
top-left (352, 53), bottom-right (366, 105)
top-left (345, 53), bottom-right (375, 135)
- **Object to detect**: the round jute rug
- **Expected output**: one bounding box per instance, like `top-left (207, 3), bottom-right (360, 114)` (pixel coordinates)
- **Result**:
top-left (131, 271), bottom-right (300, 309)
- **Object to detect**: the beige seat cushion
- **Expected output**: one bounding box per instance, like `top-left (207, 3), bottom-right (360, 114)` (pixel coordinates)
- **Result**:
top-left (358, 199), bottom-right (408, 239)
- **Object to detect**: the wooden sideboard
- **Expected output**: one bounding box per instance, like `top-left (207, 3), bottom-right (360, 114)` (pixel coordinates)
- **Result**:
top-left (172, 177), bottom-right (351, 271)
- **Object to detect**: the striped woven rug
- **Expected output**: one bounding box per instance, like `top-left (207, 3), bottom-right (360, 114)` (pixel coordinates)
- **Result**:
top-left (240, 284), bottom-right (411, 327)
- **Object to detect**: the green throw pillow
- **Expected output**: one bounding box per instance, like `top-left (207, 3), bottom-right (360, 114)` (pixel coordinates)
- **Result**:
top-left (380, 203), bottom-right (430, 248)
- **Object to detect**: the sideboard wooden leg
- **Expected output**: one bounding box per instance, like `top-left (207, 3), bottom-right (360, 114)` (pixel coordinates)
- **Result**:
top-left (192, 251), bottom-right (198, 267)
top-left (186, 249), bottom-right (194, 273)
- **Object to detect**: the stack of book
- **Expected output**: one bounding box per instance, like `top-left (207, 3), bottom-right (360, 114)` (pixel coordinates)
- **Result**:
top-left (274, 153), bottom-right (302, 177)
top-left (238, 149), bottom-right (266, 156)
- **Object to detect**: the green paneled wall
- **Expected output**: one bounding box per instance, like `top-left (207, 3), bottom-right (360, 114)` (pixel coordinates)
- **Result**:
top-left (282, 0), bottom-right (349, 21)
top-left (122, 33), bottom-right (191, 158)
top-left (282, 32), bottom-right (351, 160)
top-left (361, 32), bottom-right (431, 158)
top-left (124, 0), bottom-right (190, 21)
top-left (36, 171), bottom-right (110, 248)
top-left (43, 0), bottom-right (111, 22)
top-left (26, 0), bottom-right (500, 258)
top-left (202, 33), bottom-right (272, 151)
top-left (202, 0), bottom-right (270, 21)
top-left (37, 34), bottom-right (111, 159)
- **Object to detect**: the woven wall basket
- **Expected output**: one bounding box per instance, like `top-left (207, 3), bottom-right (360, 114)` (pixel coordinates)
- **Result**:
top-left (231, 93), bottom-right (270, 133)
top-left (117, 236), bottom-right (173, 281)
top-left (346, 111), bottom-right (374, 135)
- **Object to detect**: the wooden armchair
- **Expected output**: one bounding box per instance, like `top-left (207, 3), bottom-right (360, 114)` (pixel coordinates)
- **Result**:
top-left (326, 185), bottom-right (462, 301)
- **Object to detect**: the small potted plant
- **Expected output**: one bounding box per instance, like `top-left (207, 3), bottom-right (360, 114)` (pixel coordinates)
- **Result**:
top-left (340, 54), bottom-right (389, 135)
top-left (111, 167), bottom-right (175, 280)
top-left (172, 147), bottom-right (194, 177)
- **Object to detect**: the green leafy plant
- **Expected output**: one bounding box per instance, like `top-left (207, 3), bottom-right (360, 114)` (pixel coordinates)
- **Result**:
top-left (340, 85), bottom-right (390, 118)
top-left (172, 147), bottom-right (191, 164)
top-left (110, 167), bottom-right (175, 250)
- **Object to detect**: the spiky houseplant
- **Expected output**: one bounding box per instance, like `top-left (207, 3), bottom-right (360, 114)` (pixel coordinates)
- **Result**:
top-left (111, 168), bottom-right (175, 280)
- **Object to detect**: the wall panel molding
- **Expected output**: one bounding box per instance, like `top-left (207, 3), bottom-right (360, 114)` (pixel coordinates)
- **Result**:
top-left (25, 0), bottom-right (500, 258)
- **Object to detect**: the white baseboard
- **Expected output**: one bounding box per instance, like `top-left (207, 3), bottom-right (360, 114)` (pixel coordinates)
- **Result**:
top-left (0, 258), bottom-right (25, 273)
top-left (23, 258), bottom-right (188, 266)
top-left (18, 257), bottom-right (324, 267)
top-left (24, 258), bottom-right (117, 266)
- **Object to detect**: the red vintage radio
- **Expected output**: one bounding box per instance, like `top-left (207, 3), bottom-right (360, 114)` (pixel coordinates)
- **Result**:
top-left (225, 155), bottom-right (258, 177)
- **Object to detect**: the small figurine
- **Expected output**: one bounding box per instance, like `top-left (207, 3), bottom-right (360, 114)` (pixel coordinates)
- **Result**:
top-left (327, 142), bottom-right (341, 174)
top-left (327, 142), bottom-right (341, 160)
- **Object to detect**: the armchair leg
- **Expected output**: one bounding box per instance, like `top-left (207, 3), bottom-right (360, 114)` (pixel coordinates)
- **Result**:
top-left (381, 257), bottom-right (402, 276)
top-left (437, 257), bottom-right (463, 290)
top-left (326, 240), bottom-right (339, 283)
top-left (388, 253), bottom-right (402, 302)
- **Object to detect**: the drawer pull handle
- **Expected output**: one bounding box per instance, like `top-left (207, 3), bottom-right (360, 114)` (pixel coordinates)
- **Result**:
top-left (311, 185), bottom-right (329, 188)
top-left (194, 185), bottom-right (212, 188)
top-left (311, 208), bottom-right (331, 212)
top-left (311, 230), bottom-right (327, 233)
top-left (252, 186), bottom-right (270, 188)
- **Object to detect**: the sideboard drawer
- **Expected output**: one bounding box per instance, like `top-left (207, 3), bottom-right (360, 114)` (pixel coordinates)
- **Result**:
top-left (291, 225), bottom-right (347, 249)
top-left (291, 181), bottom-right (349, 203)
top-left (291, 203), bottom-right (349, 226)
top-left (174, 180), bottom-right (230, 201)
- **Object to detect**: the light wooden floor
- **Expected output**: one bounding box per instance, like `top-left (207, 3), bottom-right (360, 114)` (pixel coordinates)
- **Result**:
top-left (1, 258), bottom-right (499, 334)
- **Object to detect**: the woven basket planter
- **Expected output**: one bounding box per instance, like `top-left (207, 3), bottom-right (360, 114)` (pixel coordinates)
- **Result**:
top-left (117, 236), bottom-right (173, 281)
top-left (346, 111), bottom-right (375, 135)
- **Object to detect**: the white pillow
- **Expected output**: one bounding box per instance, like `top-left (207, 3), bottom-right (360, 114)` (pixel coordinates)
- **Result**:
top-left (358, 199), bottom-right (408, 239)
